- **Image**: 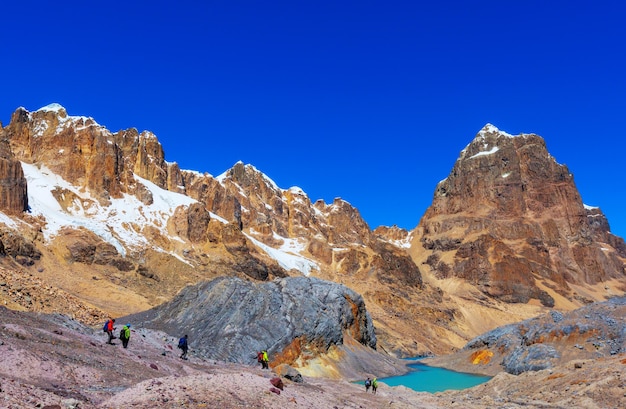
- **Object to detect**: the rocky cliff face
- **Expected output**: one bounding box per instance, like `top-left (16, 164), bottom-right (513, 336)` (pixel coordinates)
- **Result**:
top-left (413, 124), bottom-right (626, 307)
top-left (0, 133), bottom-right (27, 214)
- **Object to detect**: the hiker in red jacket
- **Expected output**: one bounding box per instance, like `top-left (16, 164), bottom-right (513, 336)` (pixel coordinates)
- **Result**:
top-left (105, 318), bottom-right (116, 344)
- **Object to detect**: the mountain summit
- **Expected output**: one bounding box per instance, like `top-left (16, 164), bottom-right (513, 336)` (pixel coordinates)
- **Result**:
top-left (413, 124), bottom-right (626, 308)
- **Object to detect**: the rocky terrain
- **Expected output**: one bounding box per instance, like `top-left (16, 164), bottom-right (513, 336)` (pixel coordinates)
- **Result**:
top-left (425, 296), bottom-right (626, 374)
top-left (1, 301), bottom-right (625, 408)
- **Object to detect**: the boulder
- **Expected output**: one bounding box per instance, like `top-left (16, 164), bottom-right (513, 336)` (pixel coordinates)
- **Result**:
top-left (273, 363), bottom-right (304, 383)
top-left (269, 377), bottom-right (284, 390)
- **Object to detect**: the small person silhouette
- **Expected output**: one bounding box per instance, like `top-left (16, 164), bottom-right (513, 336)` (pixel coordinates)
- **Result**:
top-left (178, 335), bottom-right (189, 360)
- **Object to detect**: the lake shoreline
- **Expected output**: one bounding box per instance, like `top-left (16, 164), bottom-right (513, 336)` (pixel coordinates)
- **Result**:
top-left (375, 358), bottom-right (493, 393)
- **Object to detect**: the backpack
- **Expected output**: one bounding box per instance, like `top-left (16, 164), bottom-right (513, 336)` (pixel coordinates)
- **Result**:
top-left (120, 326), bottom-right (130, 341)
top-left (178, 337), bottom-right (186, 349)
top-left (365, 379), bottom-right (371, 387)
top-left (102, 320), bottom-right (109, 332)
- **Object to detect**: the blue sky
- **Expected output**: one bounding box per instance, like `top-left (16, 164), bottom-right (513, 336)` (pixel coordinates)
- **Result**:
top-left (1, 1), bottom-right (625, 238)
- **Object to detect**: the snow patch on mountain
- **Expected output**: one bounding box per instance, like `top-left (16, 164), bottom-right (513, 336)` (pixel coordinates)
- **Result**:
top-left (20, 162), bottom-right (197, 256)
top-left (246, 234), bottom-right (318, 276)
top-left (36, 103), bottom-right (65, 113)
top-left (12, 161), bottom-right (316, 276)
top-left (480, 123), bottom-right (514, 138)
top-left (469, 146), bottom-right (500, 159)
top-left (390, 232), bottom-right (413, 249)
top-left (31, 103), bottom-right (108, 138)
top-left (0, 212), bottom-right (17, 229)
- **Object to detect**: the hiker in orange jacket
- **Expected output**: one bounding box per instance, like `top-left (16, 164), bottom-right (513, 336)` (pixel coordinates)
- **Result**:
top-left (105, 318), bottom-right (116, 344)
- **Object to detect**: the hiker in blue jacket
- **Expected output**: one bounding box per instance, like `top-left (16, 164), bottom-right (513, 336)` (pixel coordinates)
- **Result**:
top-left (178, 335), bottom-right (189, 359)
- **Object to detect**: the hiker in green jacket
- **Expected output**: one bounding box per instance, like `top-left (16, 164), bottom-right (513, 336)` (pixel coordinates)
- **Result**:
top-left (119, 324), bottom-right (131, 348)
top-left (257, 350), bottom-right (269, 369)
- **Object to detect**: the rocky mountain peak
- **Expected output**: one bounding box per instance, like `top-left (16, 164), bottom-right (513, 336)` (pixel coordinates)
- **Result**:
top-left (459, 123), bottom-right (523, 160)
top-left (417, 125), bottom-right (626, 307)
top-left (36, 102), bottom-right (67, 113)
top-left (220, 161), bottom-right (281, 193)
top-left (435, 124), bottom-right (566, 217)
top-left (373, 225), bottom-right (411, 247)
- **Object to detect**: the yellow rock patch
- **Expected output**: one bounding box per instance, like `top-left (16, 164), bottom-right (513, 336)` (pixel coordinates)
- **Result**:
top-left (470, 350), bottom-right (494, 365)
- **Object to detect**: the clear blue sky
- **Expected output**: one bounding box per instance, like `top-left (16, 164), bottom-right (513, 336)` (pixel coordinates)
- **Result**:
top-left (1, 1), bottom-right (625, 238)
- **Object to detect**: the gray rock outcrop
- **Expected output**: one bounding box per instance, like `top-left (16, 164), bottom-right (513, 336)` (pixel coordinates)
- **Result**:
top-left (123, 276), bottom-right (377, 365)
top-left (462, 296), bottom-right (626, 374)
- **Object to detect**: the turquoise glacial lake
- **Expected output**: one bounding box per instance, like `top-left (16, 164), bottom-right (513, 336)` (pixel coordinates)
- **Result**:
top-left (374, 360), bottom-right (491, 393)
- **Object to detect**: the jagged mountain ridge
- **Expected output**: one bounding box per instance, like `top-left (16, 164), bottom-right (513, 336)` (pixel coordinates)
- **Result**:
top-left (4, 103), bottom-right (374, 266)
top-left (0, 103), bottom-right (438, 360)
top-left (0, 104), bottom-right (624, 364)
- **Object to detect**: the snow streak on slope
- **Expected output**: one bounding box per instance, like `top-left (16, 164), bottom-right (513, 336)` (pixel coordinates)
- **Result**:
top-left (21, 162), bottom-right (196, 257)
top-left (246, 234), bottom-right (318, 276)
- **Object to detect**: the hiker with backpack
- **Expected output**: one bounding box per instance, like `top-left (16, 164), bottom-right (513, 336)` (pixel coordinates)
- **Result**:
top-left (119, 323), bottom-right (131, 348)
top-left (365, 377), bottom-right (372, 392)
top-left (257, 350), bottom-right (269, 369)
top-left (372, 377), bottom-right (378, 394)
top-left (178, 335), bottom-right (189, 360)
top-left (103, 318), bottom-right (116, 345)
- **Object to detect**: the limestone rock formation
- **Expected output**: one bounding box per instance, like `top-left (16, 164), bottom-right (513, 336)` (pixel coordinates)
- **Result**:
top-left (413, 124), bottom-right (626, 306)
top-left (0, 226), bottom-right (41, 267)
